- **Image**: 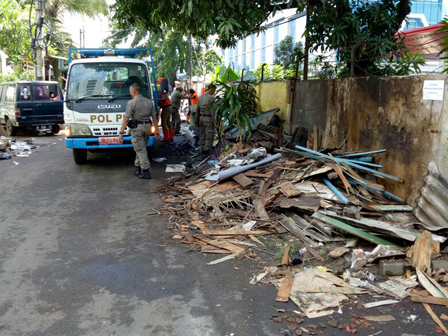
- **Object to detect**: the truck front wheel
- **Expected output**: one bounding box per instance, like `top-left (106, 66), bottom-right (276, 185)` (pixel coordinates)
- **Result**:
top-left (73, 149), bottom-right (87, 164)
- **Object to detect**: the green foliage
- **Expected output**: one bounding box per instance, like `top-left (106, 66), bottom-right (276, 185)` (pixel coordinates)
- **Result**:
top-left (0, 0), bottom-right (32, 63)
top-left (438, 17), bottom-right (448, 73)
top-left (214, 81), bottom-right (259, 140)
top-left (383, 52), bottom-right (427, 75)
top-left (253, 63), bottom-right (289, 81)
top-left (274, 35), bottom-right (304, 71)
top-left (211, 65), bottom-right (240, 83)
top-left (111, 0), bottom-right (301, 48)
top-left (105, 27), bottom-right (222, 82)
top-left (307, 0), bottom-right (412, 76)
top-left (0, 68), bottom-right (34, 83)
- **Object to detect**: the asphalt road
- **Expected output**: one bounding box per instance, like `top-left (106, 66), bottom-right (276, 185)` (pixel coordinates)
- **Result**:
top-left (0, 131), bottom-right (445, 336)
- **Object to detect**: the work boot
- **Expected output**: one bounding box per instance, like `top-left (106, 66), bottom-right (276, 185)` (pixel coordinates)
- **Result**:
top-left (138, 169), bottom-right (152, 179)
top-left (134, 166), bottom-right (141, 177)
top-left (162, 129), bottom-right (170, 142)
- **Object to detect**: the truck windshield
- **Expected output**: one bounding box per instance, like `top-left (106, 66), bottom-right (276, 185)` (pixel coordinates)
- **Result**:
top-left (67, 62), bottom-right (150, 100)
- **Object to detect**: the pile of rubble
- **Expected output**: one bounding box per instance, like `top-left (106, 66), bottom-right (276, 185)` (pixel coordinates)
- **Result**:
top-left (159, 142), bottom-right (448, 334)
top-left (0, 136), bottom-right (38, 160)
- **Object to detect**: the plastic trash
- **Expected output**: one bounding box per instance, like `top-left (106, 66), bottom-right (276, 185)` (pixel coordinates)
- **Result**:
top-left (153, 157), bottom-right (167, 162)
top-left (0, 153), bottom-right (11, 160)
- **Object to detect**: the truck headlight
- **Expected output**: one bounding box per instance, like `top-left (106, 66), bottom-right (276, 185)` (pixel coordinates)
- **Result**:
top-left (66, 124), bottom-right (92, 137)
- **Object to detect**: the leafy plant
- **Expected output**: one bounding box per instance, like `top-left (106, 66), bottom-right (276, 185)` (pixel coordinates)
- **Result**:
top-left (214, 81), bottom-right (259, 140)
top-left (275, 36), bottom-right (304, 71)
top-left (211, 65), bottom-right (240, 83)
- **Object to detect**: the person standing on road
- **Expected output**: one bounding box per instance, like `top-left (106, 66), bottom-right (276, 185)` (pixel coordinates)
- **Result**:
top-left (157, 77), bottom-right (174, 143)
top-left (188, 88), bottom-right (198, 124)
top-left (170, 87), bottom-right (188, 134)
top-left (195, 84), bottom-right (217, 154)
top-left (118, 83), bottom-right (159, 179)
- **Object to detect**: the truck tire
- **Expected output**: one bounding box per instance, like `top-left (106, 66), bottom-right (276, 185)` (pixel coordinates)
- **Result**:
top-left (51, 124), bottom-right (61, 134)
top-left (6, 119), bottom-right (17, 136)
top-left (73, 149), bottom-right (87, 164)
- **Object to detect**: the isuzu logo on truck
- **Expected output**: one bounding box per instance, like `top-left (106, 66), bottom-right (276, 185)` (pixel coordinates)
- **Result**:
top-left (98, 104), bottom-right (121, 109)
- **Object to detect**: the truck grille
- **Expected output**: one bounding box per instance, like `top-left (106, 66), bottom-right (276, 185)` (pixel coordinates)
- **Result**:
top-left (91, 126), bottom-right (120, 136)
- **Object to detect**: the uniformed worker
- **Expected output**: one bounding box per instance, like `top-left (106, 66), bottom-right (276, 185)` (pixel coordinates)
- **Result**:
top-left (195, 84), bottom-right (217, 154)
top-left (118, 83), bottom-right (159, 179)
top-left (170, 87), bottom-right (189, 134)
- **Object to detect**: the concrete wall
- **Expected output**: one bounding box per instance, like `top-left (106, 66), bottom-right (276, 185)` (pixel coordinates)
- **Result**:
top-left (255, 81), bottom-right (291, 127)
top-left (289, 74), bottom-right (448, 204)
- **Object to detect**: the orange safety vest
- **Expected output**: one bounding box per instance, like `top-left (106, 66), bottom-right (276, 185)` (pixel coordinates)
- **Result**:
top-left (190, 90), bottom-right (198, 105)
top-left (158, 92), bottom-right (171, 108)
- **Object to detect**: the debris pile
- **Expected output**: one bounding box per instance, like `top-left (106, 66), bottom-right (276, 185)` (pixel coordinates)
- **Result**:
top-left (159, 143), bottom-right (448, 334)
top-left (0, 136), bottom-right (38, 160)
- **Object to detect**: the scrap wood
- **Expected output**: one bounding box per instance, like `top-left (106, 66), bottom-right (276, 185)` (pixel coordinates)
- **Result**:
top-left (232, 173), bottom-right (254, 187)
top-left (329, 247), bottom-right (349, 258)
top-left (441, 314), bottom-right (448, 321)
top-left (423, 303), bottom-right (448, 335)
top-left (278, 217), bottom-right (320, 251)
top-left (416, 268), bottom-right (448, 298)
top-left (201, 246), bottom-right (232, 254)
top-left (279, 182), bottom-right (301, 197)
top-left (314, 270), bottom-right (355, 289)
top-left (312, 212), bottom-right (402, 248)
top-left (259, 168), bottom-right (282, 204)
top-left (408, 231), bottom-right (440, 275)
top-left (281, 243), bottom-right (292, 265)
top-left (278, 197), bottom-right (321, 212)
top-left (411, 295), bottom-right (448, 306)
top-left (195, 236), bottom-right (247, 254)
top-left (253, 197), bottom-right (270, 220)
top-left (207, 253), bottom-right (241, 265)
top-left (206, 230), bottom-right (270, 236)
top-left (363, 300), bottom-right (399, 308)
top-left (249, 235), bottom-right (265, 246)
top-left (325, 163), bottom-right (353, 194)
top-left (276, 271), bottom-right (295, 302)
top-left (363, 315), bottom-right (396, 322)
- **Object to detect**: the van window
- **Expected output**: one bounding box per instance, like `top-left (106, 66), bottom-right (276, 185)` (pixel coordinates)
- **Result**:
top-left (19, 85), bottom-right (31, 101)
top-left (6, 85), bottom-right (15, 102)
top-left (33, 84), bottom-right (62, 101)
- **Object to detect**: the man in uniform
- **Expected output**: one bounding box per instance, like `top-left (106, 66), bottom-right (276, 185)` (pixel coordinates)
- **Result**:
top-left (118, 83), bottom-right (159, 179)
top-left (195, 84), bottom-right (217, 154)
top-left (157, 77), bottom-right (174, 143)
top-left (170, 87), bottom-right (188, 134)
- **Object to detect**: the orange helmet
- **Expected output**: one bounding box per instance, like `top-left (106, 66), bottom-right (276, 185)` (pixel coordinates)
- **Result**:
top-left (157, 77), bottom-right (165, 84)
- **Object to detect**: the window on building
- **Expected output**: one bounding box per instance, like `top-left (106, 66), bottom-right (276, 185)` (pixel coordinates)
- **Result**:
top-left (404, 0), bottom-right (443, 30)
top-left (289, 19), bottom-right (297, 42)
top-left (273, 19), bottom-right (283, 62)
top-left (251, 50), bottom-right (255, 70)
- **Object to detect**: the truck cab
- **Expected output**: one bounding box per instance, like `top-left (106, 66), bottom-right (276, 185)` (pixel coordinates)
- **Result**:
top-left (64, 48), bottom-right (158, 164)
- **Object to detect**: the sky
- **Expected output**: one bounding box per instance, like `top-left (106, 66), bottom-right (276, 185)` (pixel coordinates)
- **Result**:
top-left (62, 5), bottom-right (131, 49)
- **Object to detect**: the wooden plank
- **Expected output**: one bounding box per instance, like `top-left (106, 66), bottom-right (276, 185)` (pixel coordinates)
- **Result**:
top-left (416, 268), bottom-right (448, 298)
top-left (276, 272), bottom-right (295, 302)
top-left (249, 235), bottom-right (265, 246)
top-left (281, 243), bottom-right (291, 265)
top-left (207, 253), bottom-right (240, 265)
top-left (423, 303), bottom-right (448, 335)
top-left (278, 197), bottom-right (321, 212)
top-left (279, 182), bottom-right (301, 197)
top-left (312, 212), bottom-right (402, 248)
top-left (326, 163), bottom-right (353, 194)
top-left (363, 300), bottom-right (399, 309)
top-left (244, 171), bottom-right (272, 178)
top-left (232, 173), bottom-right (254, 187)
top-left (253, 197), bottom-right (270, 220)
top-left (411, 295), bottom-right (448, 306)
top-left (195, 236), bottom-right (247, 254)
top-left (363, 315), bottom-right (395, 322)
top-left (313, 124), bottom-right (318, 151)
top-left (201, 246), bottom-right (232, 254)
top-left (206, 230), bottom-right (270, 236)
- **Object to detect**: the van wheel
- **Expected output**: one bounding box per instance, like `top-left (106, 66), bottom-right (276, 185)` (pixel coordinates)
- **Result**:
top-left (51, 125), bottom-right (61, 134)
top-left (6, 119), bottom-right (17, 136)
top-left (73, 149), bottom-right (87, 164)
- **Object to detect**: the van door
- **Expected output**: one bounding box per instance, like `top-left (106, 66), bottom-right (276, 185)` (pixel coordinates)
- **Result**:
top-left (16, 83), bottom-right (64, 126)
top-left (0, 85), bottom-right (4, 124)
top-left (4, 84), bottom-right (16, 125)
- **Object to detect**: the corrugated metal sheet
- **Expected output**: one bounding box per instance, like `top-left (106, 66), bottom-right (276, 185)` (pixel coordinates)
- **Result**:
top-left (414, 162), bottom-right (448, 230)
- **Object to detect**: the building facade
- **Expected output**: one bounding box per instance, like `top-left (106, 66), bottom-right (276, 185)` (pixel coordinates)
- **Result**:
top-left (222, 9), bottom-right (306, 72)
top-left (221, 2), bottom-right (448, 73)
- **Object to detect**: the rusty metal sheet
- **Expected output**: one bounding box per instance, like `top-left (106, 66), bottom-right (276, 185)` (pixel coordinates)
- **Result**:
top-left (414, 162), bottom-right (448, 231)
